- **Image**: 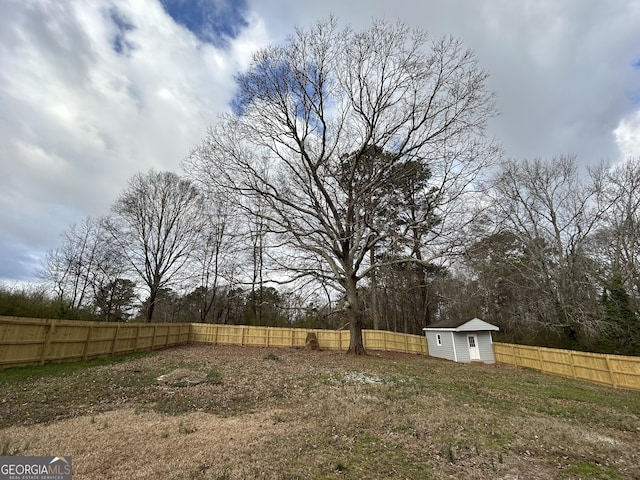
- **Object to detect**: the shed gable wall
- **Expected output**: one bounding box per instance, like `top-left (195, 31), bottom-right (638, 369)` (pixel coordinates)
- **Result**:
top-left (456, 318), bottom-right (499, 332)
top-left (456, 331), bottom-right (496, 364)
top-left (453, 332), bottom-right (470, 362)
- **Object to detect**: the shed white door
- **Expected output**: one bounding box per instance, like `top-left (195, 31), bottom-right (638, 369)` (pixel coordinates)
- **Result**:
top-left (467, 334), bottom-right (480, 360)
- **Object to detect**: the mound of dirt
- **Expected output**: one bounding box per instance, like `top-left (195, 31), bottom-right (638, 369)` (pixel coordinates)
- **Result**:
top-left (156, 368), bottom-right (208, 387)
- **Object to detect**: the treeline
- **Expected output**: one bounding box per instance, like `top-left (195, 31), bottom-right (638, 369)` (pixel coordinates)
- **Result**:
top-left (0, 283), bottom-right (326, 328)
top-left (3, 156), bottom-right (639, 355)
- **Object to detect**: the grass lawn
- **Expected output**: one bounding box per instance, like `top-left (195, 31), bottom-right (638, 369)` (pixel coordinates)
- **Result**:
top-left (1, 344), bottom-right (639, 479)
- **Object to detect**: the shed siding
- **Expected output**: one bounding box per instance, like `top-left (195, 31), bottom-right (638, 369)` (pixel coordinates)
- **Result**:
top-left (425, 331), bottom-right (456, 362)
top-left (477, 332), bottom-right (496, 363)
top-left (453, 333), bottom-right (470, 362)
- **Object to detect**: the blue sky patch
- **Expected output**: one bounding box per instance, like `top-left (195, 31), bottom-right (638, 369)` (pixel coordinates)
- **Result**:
top-left (633, 58), bottom-right (640, 68)
top-left (231, 59), bottom-right (295, 116)
top-left (231, 58), bottom-right (328, 136)
top-left (159, 0), bottom-right (249, 46)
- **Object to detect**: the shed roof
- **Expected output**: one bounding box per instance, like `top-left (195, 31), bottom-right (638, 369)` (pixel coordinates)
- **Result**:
top-left (423, 317), bottom-right (499, 332)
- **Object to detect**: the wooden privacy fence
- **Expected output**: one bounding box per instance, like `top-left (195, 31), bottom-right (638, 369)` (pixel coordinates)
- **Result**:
top-left (189, 323), bottom-right (348, 350)
top-left (494, 343), bottom-right (640, 391)
top-left (188, 323), bottom-right (428, 355)
top-left (0, 317), bottom-right (427, 369)
top-left (2, 315), bottom-right (639, 391)
top-left (0, 316), bottom-right (190, 369)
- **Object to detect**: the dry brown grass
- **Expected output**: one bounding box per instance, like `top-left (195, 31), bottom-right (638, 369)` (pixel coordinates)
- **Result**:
top-left (1, 344), bottom-right (639, 479)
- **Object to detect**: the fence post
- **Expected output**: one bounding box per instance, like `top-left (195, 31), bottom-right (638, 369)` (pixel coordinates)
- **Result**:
top-left (535, 347), bottom-right (542, 371)
top-left (152, 325), bottom-right (158, 350)
top-left (511, 344), bottom-right (518, 366)
top-left (567, 351), bottom-right (577, 380)
top-left (134, 325), bottom-right (141, 352)
top-left (82, 325), bottom-right (94, 361)
top-left (111, 324), bottom-right (120, 355)
top-left (605, 355), bottom-right (618, 388)
top-left (40, 321), bottom-right (56, 365)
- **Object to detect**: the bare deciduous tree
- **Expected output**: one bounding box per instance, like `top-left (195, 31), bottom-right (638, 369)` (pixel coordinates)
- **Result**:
top-left (106, 170), bottom-right (204, 322)
top-left (185, 18), bottom-right (498, 353)
top-left (40, 216), bottom-right (106, 310)
top-left (191, 189), bottom-right (243, 323)
top-left (598, 158), bottom-right (640, 308)
top-left (489, 155), bottom-right (608, 344)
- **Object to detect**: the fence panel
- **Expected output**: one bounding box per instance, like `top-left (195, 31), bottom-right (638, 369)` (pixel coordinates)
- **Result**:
top-left (362, 330), bottom-right (428, 355)
top-left (0, 316), bottom-right (192, 369)
top-left (571, 352), bottom-right (613, 385)
top-left (0, 318), bottom-right (50, 367)
top-left (494, 342), bottom-right (640, 391)
top-left (44, 321), bottom-right (92, 363)
top-left (83, 324), bottom-right (118, 359)
top-left (607, 355), bottom-right (640, 389)
top-left (538, 348), bottom-right (574, 377)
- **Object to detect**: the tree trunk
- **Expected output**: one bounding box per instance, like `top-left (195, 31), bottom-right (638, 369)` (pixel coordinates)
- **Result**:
top-left (370, 247), bottom-right (379, 330)
top-left (347, 318), bottom-right (366, 354)
top-left (345, 277), bottom-right (367, 355)
top-left (147, 289), bottom-right (157, 322)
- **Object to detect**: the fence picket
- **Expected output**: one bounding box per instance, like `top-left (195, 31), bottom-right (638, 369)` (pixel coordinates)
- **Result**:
top-left (605, 355), bottom-right (618, 388)
top-left (82, 325), bottom-right (93, 360)
top-left (39, 321), bottom-right (55, 365)
top-left (568, 351), bottom-right (576, 380)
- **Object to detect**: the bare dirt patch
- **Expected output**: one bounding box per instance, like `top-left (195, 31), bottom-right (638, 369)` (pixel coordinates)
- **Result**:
top-left (1, 344), bottom-right (639, 479)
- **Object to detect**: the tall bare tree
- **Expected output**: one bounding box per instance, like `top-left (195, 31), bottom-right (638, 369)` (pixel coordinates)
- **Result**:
top-left (598, 158), bottom-right (640, 308)
top-left (106, 170), bottom-right (204, 322)
top-left (185, 18), bottom-right (498, 353)
top-left (40, 216), bottom-right (107, 310)
top-left (190, 189), bottom-right (243, 323)
top-left (489, 155), bottom-right (608, 345)
top-left (588, 158), bottom-right (640, 353)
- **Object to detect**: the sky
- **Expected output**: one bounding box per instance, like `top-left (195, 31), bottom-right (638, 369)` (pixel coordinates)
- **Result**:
top-left (1, 0), bottom-right (639, 284)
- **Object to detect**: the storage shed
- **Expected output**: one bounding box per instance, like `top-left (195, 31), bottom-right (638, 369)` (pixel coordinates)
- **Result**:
top-left (423, 318), bottom-right (499, 364)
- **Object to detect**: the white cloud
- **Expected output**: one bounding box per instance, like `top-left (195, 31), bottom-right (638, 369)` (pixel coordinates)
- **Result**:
top-left (614, 110), bottom-right (640, 161)
top-left (0, 0), bottom-right (269, 281)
